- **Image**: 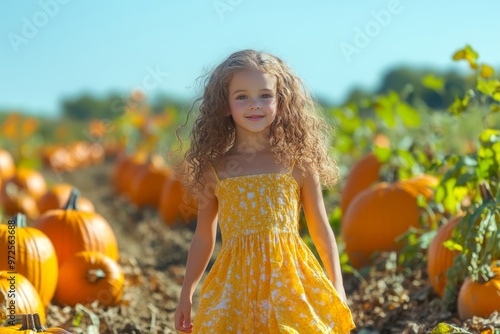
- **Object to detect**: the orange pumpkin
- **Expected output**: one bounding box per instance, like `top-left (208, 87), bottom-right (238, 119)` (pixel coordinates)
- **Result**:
top-left (112, 151), bottom-right (147, 194)
top-left (404, 174), bottom-right (439, 201)
top-left (159, 176), bottom-right (198, 225)
top-left (0, 150), bottom-right (15, 181)
top-left (458, 263), bottom-right (500, 320)
top-left (340, 153), bottom-right (382, 214)
top-left (0, 188), bottom-right (39, 220)
top-left (0, 271), bottom-right (46, 325)
top-left (55, 251), bottom-right (124, 306)
top-left (68, 141), bottom-right (92, 168)
top-left (427, 215), bottom-right (463, 296)
top-left (37, 183), bottom-right (95, 214)
top-left (128, 154), bottom-right (171, 208)
top-left (341, 181), bottom-right (423, 268)
top-left (33, 188), bottom-right (119, 268)
top-left (0, 168), bottom-right (47, 203)
top-left (88, 143), bottom-right (105, 165)
top-left (0, 213), bottom-right (58, 306)
top-left (0, 313), bottom-right (70, 333)
top-left (40, 145), bottom-right (78, 173)
top-left (1, 168), bottom-right (47, 218)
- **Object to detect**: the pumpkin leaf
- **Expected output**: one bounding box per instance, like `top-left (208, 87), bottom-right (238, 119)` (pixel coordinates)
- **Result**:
top-left (374, 96), bottom-right (396, 128)
top-left (395, 102), bottom-right (421, 127)
top-left (422, 74), bottom-right (445, 91)
top-left (373, 145), bottom-right (391, 163)
top-left (477, 79), bottom-right (500, 96)
top-left (452, 45), bottom-right (479, 69)
top-left (449, 95), bottom-right (470, 115)
top-left (430, 322), bottom-right (471, 334)
top-left (480, 64), bottom-right (495, 79)
top-left (443, 239), bottom-right (463, 252)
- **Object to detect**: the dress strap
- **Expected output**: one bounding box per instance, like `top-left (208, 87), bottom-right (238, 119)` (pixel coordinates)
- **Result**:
top-left (288, 159), bottom-right (296, 174)
top-left (208, 162), bottom-right (220, 182)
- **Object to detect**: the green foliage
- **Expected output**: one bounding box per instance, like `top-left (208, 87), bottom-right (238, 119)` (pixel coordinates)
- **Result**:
top-left (428, 45), bottom-right (500, 309)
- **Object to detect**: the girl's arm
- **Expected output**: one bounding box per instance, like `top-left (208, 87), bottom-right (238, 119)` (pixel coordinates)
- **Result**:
top-left (174, 169), bottom-right (219, 333)
top-left (300, 170), bottom-right (348, 303)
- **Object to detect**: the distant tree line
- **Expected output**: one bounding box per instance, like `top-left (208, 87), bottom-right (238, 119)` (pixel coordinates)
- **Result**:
top-left (61, 92), bottom-right (191, 121)
top-left (342, 66), bottom-right (477, 110)
top-left (60, 67), bottom-right (483, 121)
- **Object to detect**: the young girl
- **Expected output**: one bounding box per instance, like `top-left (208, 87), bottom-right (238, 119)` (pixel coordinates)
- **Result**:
top-left (174, 50), bottom-right (355, 333)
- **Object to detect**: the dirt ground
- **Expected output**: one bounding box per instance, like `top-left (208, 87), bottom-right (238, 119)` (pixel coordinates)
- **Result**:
top-left (39, 161), bottom-right (500, 334)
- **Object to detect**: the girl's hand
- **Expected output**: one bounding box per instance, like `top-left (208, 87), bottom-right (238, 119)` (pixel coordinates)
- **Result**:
top-left (174, 298), bottom-right (193, 333)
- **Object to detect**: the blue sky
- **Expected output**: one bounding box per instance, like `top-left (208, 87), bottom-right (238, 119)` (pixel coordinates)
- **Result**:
top-left (1, 0), bottom-right (500, 117)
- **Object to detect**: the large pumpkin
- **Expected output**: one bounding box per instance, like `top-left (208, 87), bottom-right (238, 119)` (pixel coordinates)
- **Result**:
top-left (340, 153), bottom-right (382, 214)
top-left (341, 181), bottom-right (423, 268)
top-left (55, 251), bottom-right (124, 307)
top-left (37, 183), bottom-right (95, 214)
top-left (0, 313), bottom-right (69, 333)
top-left (159, 176), bottom-right (198, 225)
top-left (33, 188), bottom-right (119, 268)
top-left (112, 151), bottom-right (147, 195)
top-left (128, 154), bottom-right (171, 208)
top-left (0, 214), bottom-right (58, 306)
top-left (458, 263), bottom-right (500, 320)
top-left (427, 215), bottom-right (463, 297)
top-left (0, 272), bottom-right (46, 325)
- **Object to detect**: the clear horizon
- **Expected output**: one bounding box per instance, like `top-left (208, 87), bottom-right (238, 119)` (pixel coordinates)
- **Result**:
top-left (2, 0), bottom-right (499, 117)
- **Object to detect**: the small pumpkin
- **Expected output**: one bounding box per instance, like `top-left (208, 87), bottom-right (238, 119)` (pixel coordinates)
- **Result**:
top-left (458, 262), bottom-right (500, 320)
top-left (0, 188), bottom-right (39, 220)
top-left (40, 145), bottom-right (77, 173)
top-left (128, 154), bottom-right (171, 208)
top-left (37, 183), bottom-right (94, 214)
top-left (0, 313), bottom-right (69, 333)
top-left (427, 215), bottom-right (463, 297)
top-left (0, 168), bottom-right (47, 218)
top-left (0, 272), bottom-right (46, 325)
top-left (33, 188), bottom-right (119, 268)
top-left (0, 213), bottom-right (58, 306)
top-left (341, 181), bottom-right (423, 268)
top-left (159, 176), bottom-right (198, 225)
top-left (55, 251), bottom-right (124, 307)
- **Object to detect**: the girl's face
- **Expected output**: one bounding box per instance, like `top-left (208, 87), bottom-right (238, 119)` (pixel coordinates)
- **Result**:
top-left (227, 70), bottom-right (278, 136)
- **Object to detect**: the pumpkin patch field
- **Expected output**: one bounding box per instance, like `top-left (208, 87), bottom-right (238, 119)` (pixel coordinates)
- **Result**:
top-left (1, 46), bottom-right (500, 333)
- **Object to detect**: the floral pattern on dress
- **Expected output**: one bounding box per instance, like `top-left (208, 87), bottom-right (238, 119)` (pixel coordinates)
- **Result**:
top-left (192, 168), bottom-right (355, 334)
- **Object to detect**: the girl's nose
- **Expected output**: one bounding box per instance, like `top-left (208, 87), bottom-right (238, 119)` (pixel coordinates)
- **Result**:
top-left (249, 100), bottom-right (261, 110)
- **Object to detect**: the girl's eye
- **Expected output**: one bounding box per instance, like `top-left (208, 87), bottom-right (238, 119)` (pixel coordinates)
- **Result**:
top-left (235, 95), bottom-right (247, 100)
top-left (261, 94), bottom-right (273, 98)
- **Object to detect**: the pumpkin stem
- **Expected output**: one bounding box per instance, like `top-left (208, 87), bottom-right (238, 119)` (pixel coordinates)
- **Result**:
top-left (384, 165), bottom-right (399, 184)
top-left (32, 313), bottom-right (47, 330)
top-left (19, 313), bottom-right (46, 330)
top-left (64, 188), bottom-right (81, 211)
top-left (13, 212), bottom-right (27, 228)
top-left (87, 268), bottom-right (106, 283)
top-left (479, 181), bottom-right (495, 203)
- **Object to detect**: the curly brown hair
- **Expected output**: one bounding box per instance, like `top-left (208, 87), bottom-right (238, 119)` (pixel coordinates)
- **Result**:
top-left (176, 49), bottom-right (339, 194)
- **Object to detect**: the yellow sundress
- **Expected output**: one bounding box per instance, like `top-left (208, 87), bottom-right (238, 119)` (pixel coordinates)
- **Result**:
top-left (192, 162), bottom-right (355, 333)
